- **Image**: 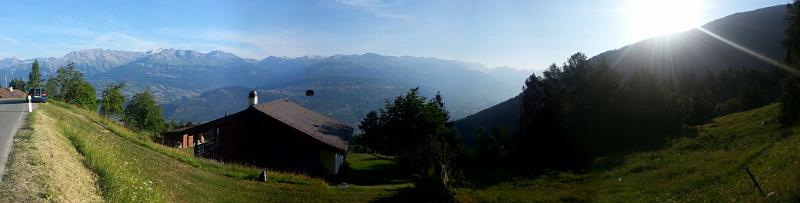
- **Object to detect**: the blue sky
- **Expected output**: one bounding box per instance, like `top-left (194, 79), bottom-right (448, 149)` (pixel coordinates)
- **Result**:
top-left (0, 0), bottom-right (789, 70)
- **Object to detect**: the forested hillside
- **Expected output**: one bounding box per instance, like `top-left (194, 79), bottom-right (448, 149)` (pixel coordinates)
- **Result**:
top-left (456, 5), bottom-right (788, 140)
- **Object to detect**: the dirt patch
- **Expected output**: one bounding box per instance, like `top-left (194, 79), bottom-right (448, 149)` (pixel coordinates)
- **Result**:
top-left (0, 113), bottom-right (50, 201)
top-left (0, 88), bottom-right (26, 99)
top-left (35, 110), bottom-right (104, 202)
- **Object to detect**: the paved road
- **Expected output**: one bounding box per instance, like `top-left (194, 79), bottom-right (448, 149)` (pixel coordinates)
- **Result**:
top-left (0, 99), bottom-right (36, 181)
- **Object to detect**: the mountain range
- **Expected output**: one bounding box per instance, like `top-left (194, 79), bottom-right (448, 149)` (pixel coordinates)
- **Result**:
top-left (0, 48), bottom-right (531, 124)
top-left (164, 54), bottom-right (531, 123)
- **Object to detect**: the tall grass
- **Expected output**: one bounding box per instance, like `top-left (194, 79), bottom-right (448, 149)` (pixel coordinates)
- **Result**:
top-left (42, 102), bottom-right (399, 202)
top-left (456, 104), bottom-right (800, 202)
top-left (0, 110), bottom-right (56, 201)
top-left (50, 101), bottom-right (319, 184)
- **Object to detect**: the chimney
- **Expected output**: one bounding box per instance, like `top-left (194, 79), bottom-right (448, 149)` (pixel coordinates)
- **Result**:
top-left (248, 90), bottom-right (258, 106)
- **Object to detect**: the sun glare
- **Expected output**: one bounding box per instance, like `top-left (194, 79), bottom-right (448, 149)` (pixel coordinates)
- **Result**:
top-left (627, 0), bottom-right (704, 41)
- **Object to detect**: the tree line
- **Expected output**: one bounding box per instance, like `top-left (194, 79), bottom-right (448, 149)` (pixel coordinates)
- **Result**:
top-left (509, 53), bottom-right (785, 169)
top-left (780, 0), bottom-right (800, 126)
top-left (16, 61), bottom-right (165, 134)
top-left (350, 55), bottom-right (789, 200)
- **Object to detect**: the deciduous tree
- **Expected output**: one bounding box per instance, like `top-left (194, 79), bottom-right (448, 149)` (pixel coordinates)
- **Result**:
top-left (123, 91), bottom-right (164, 133)
top-left (44, 63), bottom-right (97, 110)
top-left (99, 82), bottom-right (126, 117)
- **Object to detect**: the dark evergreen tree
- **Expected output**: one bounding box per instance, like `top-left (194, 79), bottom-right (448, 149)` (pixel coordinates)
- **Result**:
top-left (676, 70), bottom-right (699, 95)
top-left (28, 59), bottom-right (42, 89)
top-left (511, 49), bottom-right (783, 172)
top-left (358, 88), bottom-right (462, 197)
top-left (474, 126), bottom-right (511, 165)
top-left (518, 70), bottom-right (565, 169)
top-left (354, 111), bottom-right (381, 153)
top-left (8, 78), bottom-right (25, 90)
top-left (619, 68), bottom-right (681, 145)
top-left (781, 0), bottom-right (800, 125)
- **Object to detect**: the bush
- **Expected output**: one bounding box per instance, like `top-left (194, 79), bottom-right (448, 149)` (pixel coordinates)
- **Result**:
top-left (99, 83), bottom-right (126, 117)
top-left (123, 91), bottom-right (164, 133)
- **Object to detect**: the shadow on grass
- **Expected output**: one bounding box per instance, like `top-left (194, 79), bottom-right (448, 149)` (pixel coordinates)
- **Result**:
top-left (591, 127), bottom-right (700, 171)
top-left (338, 154), bottom-right (411, 186)
top-left (459, 166), bottom-right (522, 189)
top-left (370, 187), bottom-right (453, 203)
top-left (458, 127), bottom-right (702, 189)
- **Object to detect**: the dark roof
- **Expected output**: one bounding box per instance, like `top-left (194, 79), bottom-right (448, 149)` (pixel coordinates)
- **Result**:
top-left (162, 126), bottom-right (193, 136)
top-left (253, 99), bottom-right (354, 152)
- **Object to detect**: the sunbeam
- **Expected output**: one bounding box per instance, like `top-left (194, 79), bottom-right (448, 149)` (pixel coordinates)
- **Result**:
top-left (698, 27), bottom-right (799, 76)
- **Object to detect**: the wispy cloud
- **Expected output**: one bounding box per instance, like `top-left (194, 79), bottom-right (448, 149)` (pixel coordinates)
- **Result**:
top-left (86, 32), bottom-right (164, 51)
top-left (332, 0), bottom-right (414, 20)
top-left (0, 35), bottom-right (20, 44)
top-left (38, 27), bottom-right (166, 52)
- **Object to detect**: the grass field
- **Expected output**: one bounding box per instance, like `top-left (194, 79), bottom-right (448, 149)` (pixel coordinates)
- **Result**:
top-left (3, 101), bottom-right (798, 202)
top-left (456, 104), bottom-right (800, 202)
top-left (34, 101), bottom-right (408, 202)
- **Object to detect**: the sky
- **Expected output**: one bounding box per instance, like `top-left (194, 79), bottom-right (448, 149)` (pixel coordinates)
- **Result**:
top-left (0, 0), bottom-right (790, 71)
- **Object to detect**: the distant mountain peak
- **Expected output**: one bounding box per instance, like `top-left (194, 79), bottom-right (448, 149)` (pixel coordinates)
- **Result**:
top-left (145, 48), bottom-right (172, 55)
top-left (207, 50), bottom-right (239, 59)
top-left (208, 50), bottom-right (230, 55)
top-left (362, 52), bottom-right (383, 57)
top-left (0, 57), bottom-right (25, 68)
top-left (56, 49), bottom-right (145, 73)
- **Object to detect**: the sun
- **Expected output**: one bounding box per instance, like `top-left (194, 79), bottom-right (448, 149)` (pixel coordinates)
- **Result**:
top-left (626, 0), bottom-right (705, 41)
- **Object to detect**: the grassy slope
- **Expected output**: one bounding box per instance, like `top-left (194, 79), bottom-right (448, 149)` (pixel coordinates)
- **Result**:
top-left (42, 101), bottom-right (402, 202)
top-left (0, 106), bottom-right (104, 202)
top-left (457, 104), bottom-right (800, 202)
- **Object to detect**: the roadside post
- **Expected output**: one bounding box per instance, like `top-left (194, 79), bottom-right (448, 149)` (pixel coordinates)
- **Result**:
top-left (27, 95), bottom-right (32, 112)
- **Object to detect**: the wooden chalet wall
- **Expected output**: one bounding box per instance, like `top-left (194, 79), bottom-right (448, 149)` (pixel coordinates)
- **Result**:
top-left (189, 107), bottom-right (342, 175)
